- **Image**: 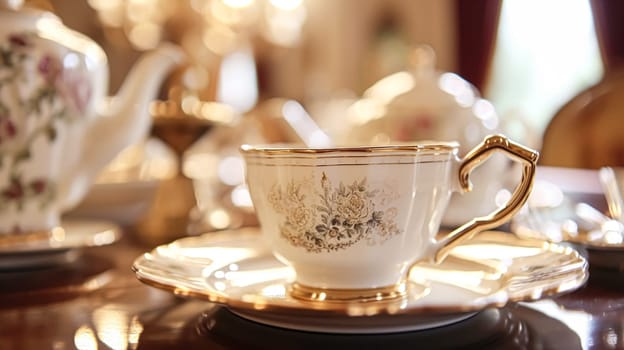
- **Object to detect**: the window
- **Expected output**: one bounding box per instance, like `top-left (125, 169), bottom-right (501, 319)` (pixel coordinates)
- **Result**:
top-left (486, 0), bottom-right (603, 144)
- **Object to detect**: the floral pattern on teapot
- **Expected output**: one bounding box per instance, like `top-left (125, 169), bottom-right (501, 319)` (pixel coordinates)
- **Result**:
top-left (0, 32), bottom-right (90, 214)
top-left (268, 172), bottom-right (402, 253)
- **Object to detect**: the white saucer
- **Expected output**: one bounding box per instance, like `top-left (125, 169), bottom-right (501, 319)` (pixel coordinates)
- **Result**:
top-left (511, 168), bottom-right (624, 270)
top-left (133, 227), bottom-right (587, 333)
top-left (0, 219), bottom-right (121, 270)
top-left (513, 209), bottom-right (624, 270)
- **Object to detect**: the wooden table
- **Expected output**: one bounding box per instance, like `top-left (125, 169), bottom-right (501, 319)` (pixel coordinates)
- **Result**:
top-left (0, 226), bottom-right (622, 350)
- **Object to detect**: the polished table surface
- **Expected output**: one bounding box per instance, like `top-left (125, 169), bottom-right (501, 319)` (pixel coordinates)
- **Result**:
top-left (0, 227), bottom-right (623, 350)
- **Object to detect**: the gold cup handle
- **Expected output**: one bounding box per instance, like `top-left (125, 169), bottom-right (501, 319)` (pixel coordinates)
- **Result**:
top-left (434, 134), bottom-right (539, 263)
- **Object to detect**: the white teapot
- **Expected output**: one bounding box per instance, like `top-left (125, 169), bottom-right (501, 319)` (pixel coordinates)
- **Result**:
top-left (343, 45), bottom-right (507, 226)
top-left (0, 0), bottom-right (184, 235)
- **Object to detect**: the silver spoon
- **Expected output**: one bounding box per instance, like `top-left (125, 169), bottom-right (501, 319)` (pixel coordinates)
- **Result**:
top-left (281, 100), bottom-right (334, 148)
top-left (574, 202), bottom-right (624, 244)
top-left (599, 166), bottom-right (624, 222)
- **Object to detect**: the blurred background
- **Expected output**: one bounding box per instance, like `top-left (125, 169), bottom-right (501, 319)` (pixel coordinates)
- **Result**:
top-left (45, 0), bottom-right (609, 136)
top-left (29, 0), bottom-right (623, 243)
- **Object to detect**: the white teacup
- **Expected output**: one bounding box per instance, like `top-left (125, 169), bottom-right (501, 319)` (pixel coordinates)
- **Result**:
top-left (241, 134), bottom-right (538, 302)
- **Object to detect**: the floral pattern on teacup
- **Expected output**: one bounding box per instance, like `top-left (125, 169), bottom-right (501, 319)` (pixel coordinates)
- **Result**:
top-left (268, 172), bottom-right (401, 253)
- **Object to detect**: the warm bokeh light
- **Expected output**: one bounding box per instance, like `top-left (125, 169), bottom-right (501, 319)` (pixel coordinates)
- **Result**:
top-left (93, 228), bottom-right (119, 246)
top-left (231, 184), bottom-right (254, 209)
top-left (438, 72), bottom-right (475, 108)
top-left (88, 0), bottom-right (307, 53)
top-left (202, 23), bottom-right (239, 54)
top-left (472, 99), bottom-right (498, 130)
top-left (126, 0), bottom-right (164, 23)
top-left (182, 65), bottom-right (210, 91)
top-left (208, 208), bottom-right (232, 229)
top-left (269, 0), bottom-right (302, 11)
top-left (92, 307), bottom-right (136, 350)
top-left (88, 0), bottom-right (175, 50)
top-left (364, 71), bottom-right (414, 104)
top-left (263, 0), bottom-right (306, 46)
top-left (200, 102), bottom-right (239, 124)
top-left (347, 98), bottom-right (387, 126)
top-left (260, 283), bottom-right (287, 297)
top-left (127, 22), bottom-right (162, 50)
top-left (223, 0), bottom-right (255, 9)
top-left (183, 152), bottom-right (219, 181)
top-left (74, 325), bottom-right (98, 350)
top-left (218, 156), bottom-right (245, 186)
top-left (128, 316), bottom-right (144, 347)
top-left (50, 226), bottom-right (66, 242)
top-left (217, 48), bottom-right (258, 113)
top-left (210, 0), bottom-right (260, 27)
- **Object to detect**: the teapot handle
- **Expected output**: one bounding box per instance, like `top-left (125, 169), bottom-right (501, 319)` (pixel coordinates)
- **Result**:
top-left (433, 135), bottom-right (539, 263)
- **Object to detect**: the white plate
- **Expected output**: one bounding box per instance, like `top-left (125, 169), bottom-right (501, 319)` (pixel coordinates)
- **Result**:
top-left (0, 219), bottom-right (121, 270)
top-left (67, 180), bottom-right (160, 225)
top-left (511, 166), bottom-right (624, 269)
top-left (67, 138), bottom-right (177, 225)
top-left (133, 227), bottom-right (587, 334)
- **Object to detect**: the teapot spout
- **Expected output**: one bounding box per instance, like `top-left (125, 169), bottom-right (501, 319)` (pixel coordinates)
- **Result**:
top-left (61, 44), bottom-right (185, 210)
top-left (100, 43), bottom-right (185, 142)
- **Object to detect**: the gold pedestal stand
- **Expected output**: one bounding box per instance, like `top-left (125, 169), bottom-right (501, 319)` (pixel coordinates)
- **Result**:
top-left (132, 72), bottom-right (238, 245)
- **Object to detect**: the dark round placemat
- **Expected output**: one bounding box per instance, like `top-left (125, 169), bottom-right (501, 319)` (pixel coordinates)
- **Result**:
top-left (135, 302), bottom-right (581, 350)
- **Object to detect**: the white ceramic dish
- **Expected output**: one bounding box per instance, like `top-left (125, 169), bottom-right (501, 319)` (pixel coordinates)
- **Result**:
top-left (67, 138), bottom-right (177, 225)
top-left (511, 166), bottom-right (624, 269)
top-left (0, 219), bottom-right (121, 269)
top-left (67, 180), bottom-right (160, 226)
top-left (133, 227), bottom-right (587, 333)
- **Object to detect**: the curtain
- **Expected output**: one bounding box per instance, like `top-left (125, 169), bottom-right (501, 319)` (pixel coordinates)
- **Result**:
top-left (590, 0), bottom-right (624, 72)
top-left (454, 0), bottom-right (502, 92)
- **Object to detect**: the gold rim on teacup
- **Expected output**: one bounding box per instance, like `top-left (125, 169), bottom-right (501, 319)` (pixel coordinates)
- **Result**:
top-left (240, 141), bottom-right (459, 155)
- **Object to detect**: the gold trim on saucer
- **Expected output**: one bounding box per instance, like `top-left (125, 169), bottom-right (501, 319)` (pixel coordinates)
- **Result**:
top-left (0, 219), bottom-right (122, 254)
top-left (132, 228), bottom-right (588, 318)
top-left (289, 282), bottom-right (408, 303)
top-left (0, 229), bottom-right (53, 248)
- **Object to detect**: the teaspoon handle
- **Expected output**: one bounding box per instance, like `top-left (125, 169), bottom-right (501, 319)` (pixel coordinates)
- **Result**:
top-left (599, 167), bottom-right (624, 221)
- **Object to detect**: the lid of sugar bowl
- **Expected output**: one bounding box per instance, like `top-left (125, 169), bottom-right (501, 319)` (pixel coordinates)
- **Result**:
top-left (343, 45), bottom-right (500, 155)
top-left (342, 45), bottom-right (508, 227)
